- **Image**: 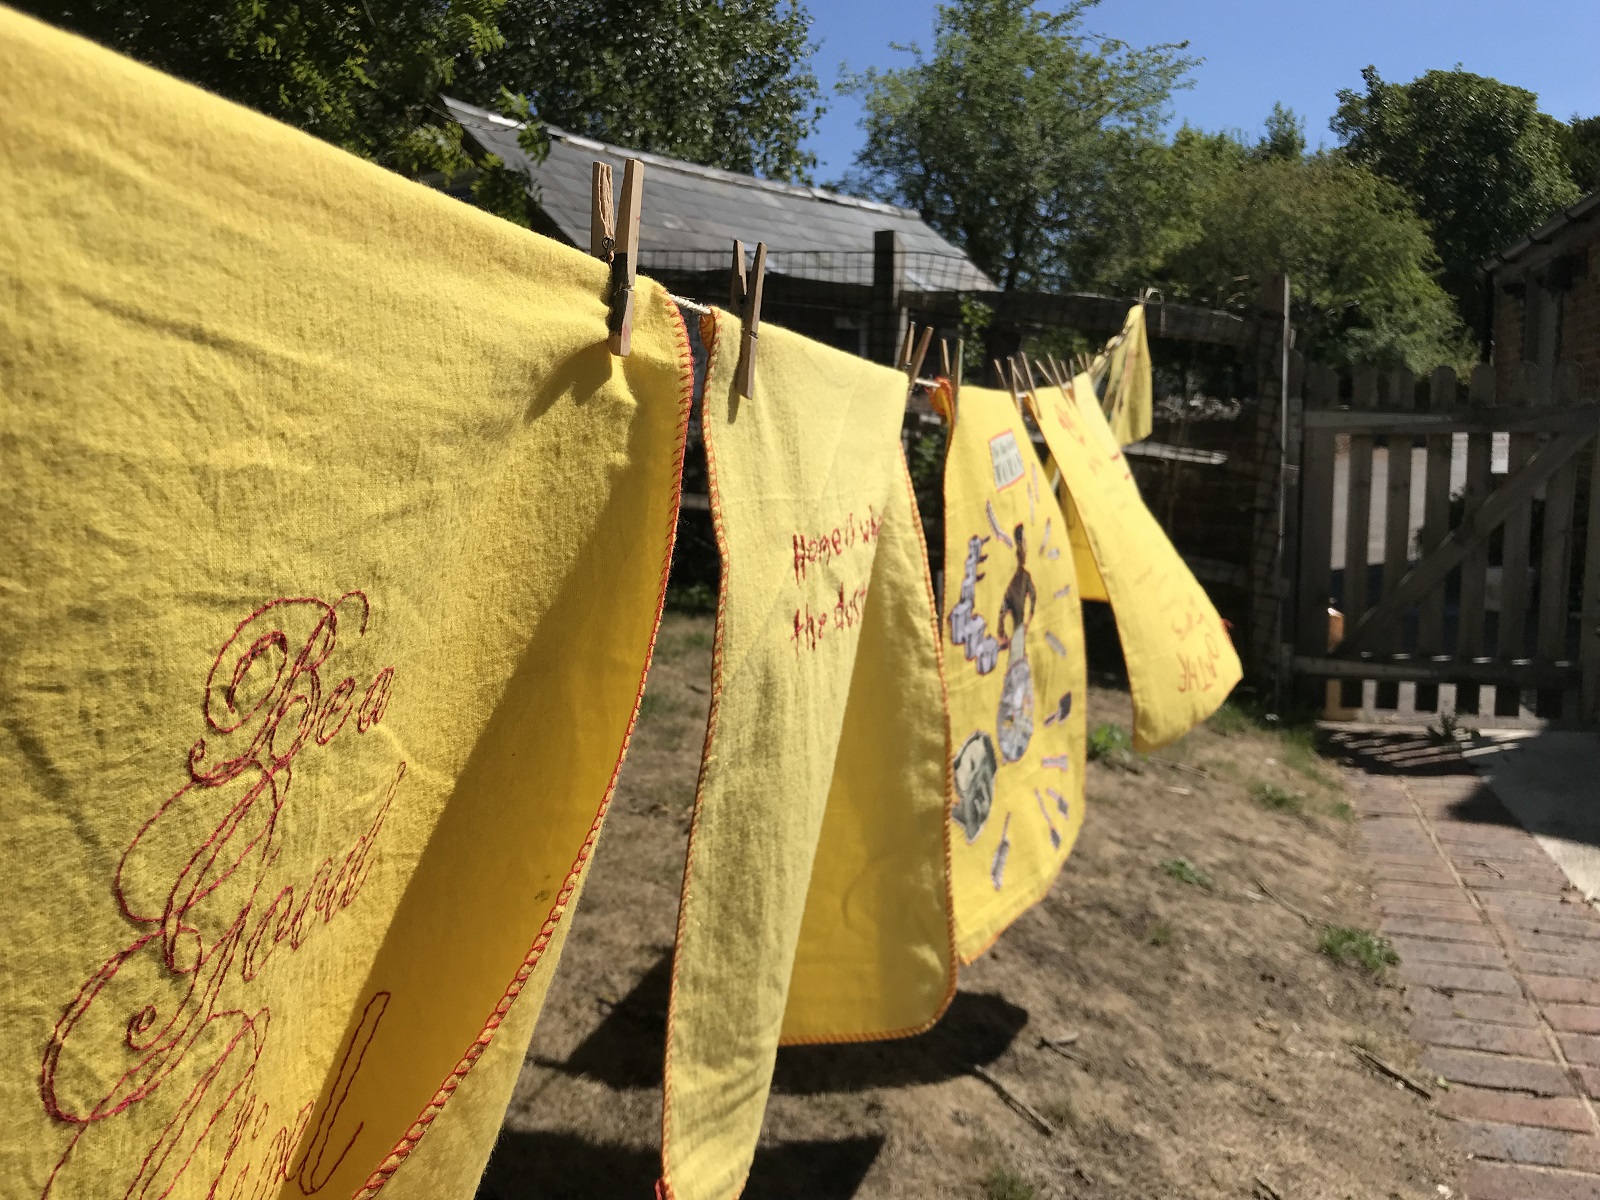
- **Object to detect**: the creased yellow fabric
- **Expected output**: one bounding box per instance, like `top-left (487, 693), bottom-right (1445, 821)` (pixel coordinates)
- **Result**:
top-left (1103, 304), bottom-right (1153, 447)
top-left (937, 385), bottom-right (1087, 962)
top-left (662, 313), bottom-right (954, 1200)
top-left (1029, 376), bottom-right (1240, 751)
top-left (0, 10), bottom-right (692, 1199)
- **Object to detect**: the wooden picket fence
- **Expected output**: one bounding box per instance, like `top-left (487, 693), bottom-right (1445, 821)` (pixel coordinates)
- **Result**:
top-left (1292, 362), bottom-right (1600, 725)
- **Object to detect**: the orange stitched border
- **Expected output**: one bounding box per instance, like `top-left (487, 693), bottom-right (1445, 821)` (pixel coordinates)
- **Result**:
top-left (656, 308), bottom-right (729, 1200)
top-left (354, 294), bottom-right (697, 1200)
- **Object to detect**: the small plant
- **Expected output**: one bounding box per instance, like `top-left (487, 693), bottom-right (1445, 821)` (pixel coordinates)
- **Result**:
top-left (1160, 857), bottom-right (1213, 890)
top-left (1040, 1093), bottom-right (1078, 1128)
top-left (982, 1167), bottom-right (1036, 1200)
top-left (1429, 709), bottom-right (1480, 743)
top-left (1146, 921), bottom-right (1174, 947)
top-left (1327, 799), bottom-right (1355, 822)
top-left (1087, 722), bottom-right (1133, 761)
top-left (637, 692), bottom-right (672, 722)
top-left (1318, 925), bottom-right (1399, 974)
top-left (665, 581), bottom-right (716, 614)
top-left (1209, 701), bottom-right (1253, 735)
top-left (1251, 782), bottom-right (1304, 815)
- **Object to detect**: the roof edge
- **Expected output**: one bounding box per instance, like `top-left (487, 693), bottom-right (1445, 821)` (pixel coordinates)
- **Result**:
top-left (441, 96), bottom-right (922, 222)
top-left (1483, 188), bottom-right (1600, 272)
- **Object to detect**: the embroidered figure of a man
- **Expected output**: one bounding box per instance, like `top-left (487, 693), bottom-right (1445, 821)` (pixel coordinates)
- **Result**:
top-left (996, 522), bottom-right (1036, 646)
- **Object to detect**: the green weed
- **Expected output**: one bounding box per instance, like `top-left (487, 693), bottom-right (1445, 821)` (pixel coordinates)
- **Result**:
top-left (1318, 926), bottom-right (1399, 974)
top-left (1327, 800), bottom-right (1355, 822)
top-left (983, 1168), bottom-right (1036, 1200)
top-left (1209, 701), bottom-right (1254, 735)
top-left (1087, 722), bottom-right (1133, 761)
top-left (1146, 921), bottom-right (1174, 947)
top-left (1251, 782), bottom-right (1304, 815)
top-left (1160, 857), bottom-right (1213, 890)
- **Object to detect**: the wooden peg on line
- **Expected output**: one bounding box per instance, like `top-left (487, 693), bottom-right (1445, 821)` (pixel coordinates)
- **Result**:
top-left (734, 241), bottom-right (766, 399)
top-left (590, 161), bottom-right (615, 260)
top-left (940, 338), bottom-right (951, 381)
top-left (907, 326), bottom-right (933, 384)
top-left (900, 324), bottom-right (918, 372)
top-left (993, 358), bottom-right (1007, 388)
top-left (1019, 352), bottom-right (1039, 396)
top-left (953, 338), bottom-right (964, 403)
top-left (607, 158), bottom-right (644, 356)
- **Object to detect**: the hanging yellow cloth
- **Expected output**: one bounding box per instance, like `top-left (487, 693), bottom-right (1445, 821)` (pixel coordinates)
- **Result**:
top-left (661, 312), bottom-right (954, 1200)
top-left (933, 384), bottom-right (1087, 962)
top-left (1102, 304), bottom-right (1154, 447)
top-left (0, 10), bottom-right (693, 1200)
top-left (1029, 375), bottom-right (1240, 751)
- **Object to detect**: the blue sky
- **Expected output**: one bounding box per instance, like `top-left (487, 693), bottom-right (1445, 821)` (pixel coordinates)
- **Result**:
top-left (801, 0), bottom-right (1600, 185)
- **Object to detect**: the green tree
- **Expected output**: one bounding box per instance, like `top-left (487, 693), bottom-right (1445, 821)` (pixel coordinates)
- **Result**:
top-left (841, 0), bottom-right (1196, 291)
top-left (1332, 66), bottom-right (1580, 330)
top-left (1153, 146), bottom-right (1472, 371)
top-left (20, 0), bottom-right (505, 177)
top-left (1558, 115), bottom-right (1600, 194)
top-left (456, 0), bottom-right (824, 181)
top-left (1253, 102), bottom-right (1306, 161)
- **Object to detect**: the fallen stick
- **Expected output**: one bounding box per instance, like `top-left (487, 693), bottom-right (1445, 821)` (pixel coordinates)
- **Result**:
top-left (1253, 1175), bottom-right (1284, 1200)
top-left (1152, 756), bottom-right (1213, 779)
top-left (1349, 1044), bottom-right (1433, 1099)
top-left (1038, 1035), bottom-right (1088, 1066)
top-left (970, 1064), bottom-right (1055, 1136)
top-left (1473, 858), bottom-right (1505, 878)
top-left (1252, 877), bottom-right (1317, 927)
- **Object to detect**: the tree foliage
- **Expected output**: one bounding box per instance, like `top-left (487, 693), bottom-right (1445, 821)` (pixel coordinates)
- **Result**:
top-left (842, 0), bottom-right (1196, 291)
top-left (1152, 141), bottom-right (1472, 370)
top-left (1333, 67), bottom-right (1581, 327)
top-left (456, 0), bottom-right (823, 181)
top-left (21, 0), bottom-right (504, 177)
top-left (1558, 114), bottom-right (1600, 194)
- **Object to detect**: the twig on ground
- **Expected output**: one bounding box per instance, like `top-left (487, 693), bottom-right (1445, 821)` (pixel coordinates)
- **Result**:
top-left (1152, 756), bottom-right (1213, 779)
top-left (970, 1064), bottom-right (1056, 1136)
top-left (1349, 1044), bottom-right (1433, 1098)
top-left (1038, 1034), bottom-right (1088, 1066)
top-left (1473, 858), bottom-right (1505, 878)
top-left (1252, 877), bottom-right (1317, 927)
top-left (1253, 1175), bottom-right (1285, 1200)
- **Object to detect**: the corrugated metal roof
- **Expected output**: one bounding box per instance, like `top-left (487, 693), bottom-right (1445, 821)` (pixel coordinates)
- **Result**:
top-left (443, 97), bottom-right (996, 292)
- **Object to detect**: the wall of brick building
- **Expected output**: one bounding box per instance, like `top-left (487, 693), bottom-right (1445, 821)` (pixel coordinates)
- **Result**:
top-left (1492, 220), bottom-right (1600, 403)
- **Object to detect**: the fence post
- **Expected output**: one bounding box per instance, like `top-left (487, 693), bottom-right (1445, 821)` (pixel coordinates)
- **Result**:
top-left (870, 230), bottom-right (904, 366)
top-left (1247, 272), bottom-right (1294, 703)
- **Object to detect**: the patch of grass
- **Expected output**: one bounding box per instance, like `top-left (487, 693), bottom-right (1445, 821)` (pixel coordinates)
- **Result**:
top-left (1251, 782), bottom-right (1304, 815)
top-left (1160, 857), bottom-right (1213, 890)
top-left (1040, 1094), bottom-right (1077, 1128)
top-left (1282, 724), bottom-right (1330, 784)
top-left (1208, 701), bottom-right (1254, 736)
top-left (638, 692), bottom-right (675, 722)
top-left (983, 1168), bottom-right (1036, 1200)
top-left (665, 582), bottom-right (716, 614)
top-left (1318, 925), bottom-right (1399, 974)
top-left (1327, 799), bottom-right (1355, 822)
top-left (674, 629), bottom-right (712, 653)
top-left (1146, 921), bottom-right (1174, 947)
top-left (1087, 722), bottom-right (1133, 761)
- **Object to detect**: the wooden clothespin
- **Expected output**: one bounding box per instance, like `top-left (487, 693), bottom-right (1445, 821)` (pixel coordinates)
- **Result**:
top-left (606, 159), bottom-right (644, 356)
top-left (731, 240), bottom-right (766, 398)
top-left (590, 162), bottom-right (615, 259)
top-left (993, 358), bottom-right (1007, 389)
top-left (953, 338), bottom-right (964, 404)
top-left (1019, 352), bottom-right (1040, 398)
top-left (906, 326), bottom-right (933, 386)
top-left (899, 325), bottom-right (918, 373)
top-left (940, 339), bottom-right (951, 381)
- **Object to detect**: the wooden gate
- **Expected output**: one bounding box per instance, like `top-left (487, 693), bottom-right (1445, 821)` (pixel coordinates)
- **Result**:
top-left (1292, 363), bottom-right (1600, 725)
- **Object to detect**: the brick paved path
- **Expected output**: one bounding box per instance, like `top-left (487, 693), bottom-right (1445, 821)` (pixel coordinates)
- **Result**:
top-left (1336, 731), bottom-right (1600, 1200)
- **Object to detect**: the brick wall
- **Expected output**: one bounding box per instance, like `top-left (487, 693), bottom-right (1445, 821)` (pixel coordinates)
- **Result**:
top-left (1493, 222), bottom-right (1600, 402)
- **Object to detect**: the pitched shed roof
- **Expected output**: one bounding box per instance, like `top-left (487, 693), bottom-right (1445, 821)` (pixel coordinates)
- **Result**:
top-left (1482, 188), bottom-right (1600, 271)
top-left (443, 97), bottom-right (995, 293)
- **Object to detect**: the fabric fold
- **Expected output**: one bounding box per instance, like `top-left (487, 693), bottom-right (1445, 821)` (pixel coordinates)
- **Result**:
top-left (0, 11), bottom-right (693, 1198)
top-left (661, 312), bottom-right (954, 1200)
top-left (1028, 374), bottom-right (1241, 751)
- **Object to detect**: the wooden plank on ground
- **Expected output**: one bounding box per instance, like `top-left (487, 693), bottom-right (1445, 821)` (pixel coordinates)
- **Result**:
top-left (1417, 366), bottom-right (1456, 655)
top-left (1536, 458), bottom-right (1579, 662)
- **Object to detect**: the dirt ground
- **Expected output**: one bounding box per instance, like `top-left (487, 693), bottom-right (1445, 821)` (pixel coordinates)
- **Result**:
top-left (475, 611), bottom-right (1462, 1200)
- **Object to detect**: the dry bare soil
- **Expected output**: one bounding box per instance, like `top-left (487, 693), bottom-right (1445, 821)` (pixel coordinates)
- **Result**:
top-left (475, 612), bottom-right (1461, 1200)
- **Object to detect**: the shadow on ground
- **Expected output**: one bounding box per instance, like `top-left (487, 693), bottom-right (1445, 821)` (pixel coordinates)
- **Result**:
top-left (544, 953), bottom-right (1030, 1093)
top-left (475, 1130), bottom-right (884, 1200)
